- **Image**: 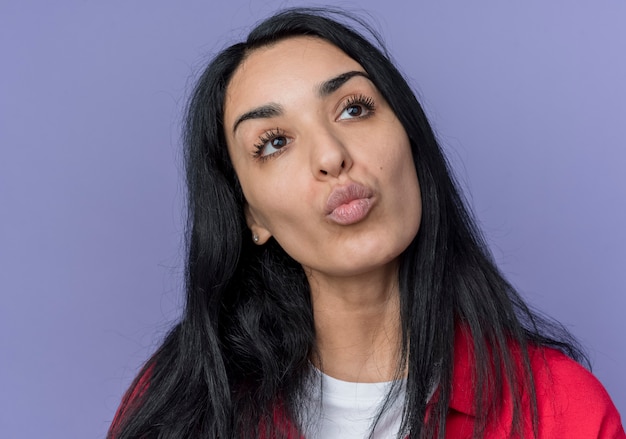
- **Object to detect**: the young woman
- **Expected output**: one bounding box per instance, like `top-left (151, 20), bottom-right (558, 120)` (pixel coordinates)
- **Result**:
top-left (108, 8), bottom-right (625, 439)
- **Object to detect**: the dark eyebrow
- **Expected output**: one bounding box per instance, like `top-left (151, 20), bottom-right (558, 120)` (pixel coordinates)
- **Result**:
top-left (232, 103), bottom-right (283, 133)
top-left (231, 71), bottom-right (369, 133)
top-left (317, 71), bottom-right (370, 97)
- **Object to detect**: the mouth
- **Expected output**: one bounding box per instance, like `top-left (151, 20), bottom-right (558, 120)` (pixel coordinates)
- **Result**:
top-left (325, 183), bottom-right (374, 225)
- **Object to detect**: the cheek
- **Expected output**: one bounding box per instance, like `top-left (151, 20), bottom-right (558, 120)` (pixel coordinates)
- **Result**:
top-left (378, 134), bottom-right (416, 183)
top-left (369, 119), bottom-right (413, 167)
top-left (381, 136), bottom-right (422, 220)
top-left (244, 177), bottom-right (307, 233)
top-left (246, 192), bottom-right (279, 231)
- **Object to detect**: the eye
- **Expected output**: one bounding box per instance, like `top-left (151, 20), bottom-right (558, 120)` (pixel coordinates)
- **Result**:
top-left (337, 95), bottom-right (376, 121)
top-left (253, 128), bottom-right (292, 160)
top-left (343, 105), bottom-right (365, 118)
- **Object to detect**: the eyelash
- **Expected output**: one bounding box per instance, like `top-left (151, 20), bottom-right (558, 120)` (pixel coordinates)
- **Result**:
top-left (253, 127), bottom-right (288, 161)
top-left (251, 94), bottom-right (377, 161)
top-left (340, 94), bottom-right (376, 119)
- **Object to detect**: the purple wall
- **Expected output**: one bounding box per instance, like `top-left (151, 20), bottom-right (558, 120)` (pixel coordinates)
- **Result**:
top-left (1, 1), bottom-right (624, 437)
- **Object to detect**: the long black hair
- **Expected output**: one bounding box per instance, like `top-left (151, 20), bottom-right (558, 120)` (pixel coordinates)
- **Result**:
top-left (108, 8), bottom-right (586, 439)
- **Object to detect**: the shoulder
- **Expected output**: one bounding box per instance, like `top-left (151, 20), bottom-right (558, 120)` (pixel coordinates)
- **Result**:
top-left (529, 347), bottom-right (625, 438)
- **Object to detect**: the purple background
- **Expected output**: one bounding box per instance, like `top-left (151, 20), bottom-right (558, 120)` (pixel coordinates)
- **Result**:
top-left (1, 1), bottom-right (624, 437)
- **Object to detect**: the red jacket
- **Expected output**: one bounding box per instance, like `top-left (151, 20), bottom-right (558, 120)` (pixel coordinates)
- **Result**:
top-left (111, 332), bottom-right (625, 438)
top-left (441, 331), bottom-right (625, 438)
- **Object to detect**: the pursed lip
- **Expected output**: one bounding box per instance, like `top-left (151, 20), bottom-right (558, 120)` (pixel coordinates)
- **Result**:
top-left (325, 182), bottom-right (375, 225)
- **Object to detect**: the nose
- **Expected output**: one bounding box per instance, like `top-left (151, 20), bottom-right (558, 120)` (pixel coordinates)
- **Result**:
top-left (310, 128), bottom-right (353, 179)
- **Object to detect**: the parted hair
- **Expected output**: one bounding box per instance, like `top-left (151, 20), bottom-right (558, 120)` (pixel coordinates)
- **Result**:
top-left (108, 8), bottom-right (585, 439)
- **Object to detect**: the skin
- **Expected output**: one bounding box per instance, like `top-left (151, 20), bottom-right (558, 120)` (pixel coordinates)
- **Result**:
top-left (224, 37), bottom-right (422, 382)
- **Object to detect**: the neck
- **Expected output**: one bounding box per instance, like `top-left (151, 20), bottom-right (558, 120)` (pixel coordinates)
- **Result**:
top-left (306, 263), bottom-right (404, 383)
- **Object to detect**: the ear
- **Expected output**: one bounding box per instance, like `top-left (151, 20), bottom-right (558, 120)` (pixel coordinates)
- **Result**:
top-left (244, 203), bottom-right (272, 245)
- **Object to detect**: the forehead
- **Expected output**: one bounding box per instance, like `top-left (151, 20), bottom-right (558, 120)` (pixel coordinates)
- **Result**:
top-left (224, 37), bottom-right (364, 121)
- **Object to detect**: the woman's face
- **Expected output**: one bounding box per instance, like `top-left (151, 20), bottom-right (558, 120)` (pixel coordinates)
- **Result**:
top-left (224, 36), bottom-right (421, 280)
